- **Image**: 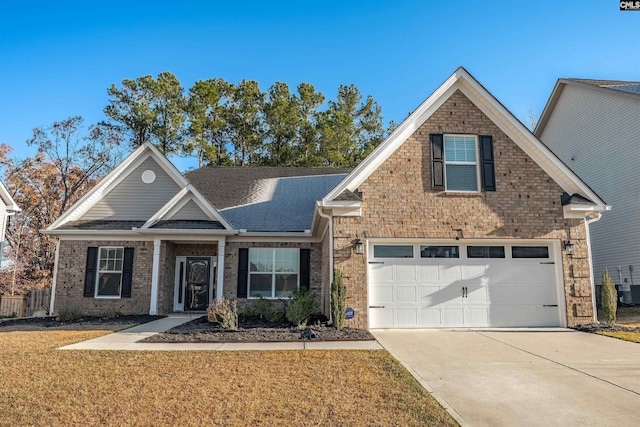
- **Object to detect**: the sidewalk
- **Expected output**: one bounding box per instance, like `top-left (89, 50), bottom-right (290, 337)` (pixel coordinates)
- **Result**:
top-left (59, 314), bottom-right (382, 351)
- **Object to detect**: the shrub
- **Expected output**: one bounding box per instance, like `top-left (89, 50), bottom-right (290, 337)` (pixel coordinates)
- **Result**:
top-left (285, 288), bottom-right (316, 328)
top-left (601, 269), bottom-right (617, 324)
top-left (331, 270), bottom-right (347, 330)
top-left (207, 298), bottom-right (238, 330)
top-left (57, 305), bottom-right (84, 322)
top-left (242, 297), bottom-right (283, 322)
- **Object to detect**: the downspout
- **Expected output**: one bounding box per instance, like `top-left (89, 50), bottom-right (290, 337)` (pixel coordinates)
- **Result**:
top-left (585, 213), bottom-right (602, 322)
top-left (49, 239), bottom-right (61, 315)
top-left (316, 204), bottom-right (333, 324)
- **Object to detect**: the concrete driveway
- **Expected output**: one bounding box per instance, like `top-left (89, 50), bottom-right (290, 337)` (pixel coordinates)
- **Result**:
top-left (373, 329), bottom-right (640, 427)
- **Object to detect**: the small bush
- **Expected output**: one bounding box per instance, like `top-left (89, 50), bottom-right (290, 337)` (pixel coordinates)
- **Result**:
top-left (102, 309), bottom-right (123, 320)
top-left (601, 268), bottom-right (617, 324)
top-left (57, 305), bottom-right (84, 322)
top-left (242, 297), bottom-right (284, 323)
top-left (286, 288), bottom-right (316, 328)
top-left (331, 270), bottom-right (347, 330)
top-left (207, 298), bottom-right (238, 330)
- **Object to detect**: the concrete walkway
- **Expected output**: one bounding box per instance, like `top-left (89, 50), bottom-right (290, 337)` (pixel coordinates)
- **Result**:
top-left (59, 314), bottom-right (382, 351)
top-left (373, 328), bottom-right (640, 427)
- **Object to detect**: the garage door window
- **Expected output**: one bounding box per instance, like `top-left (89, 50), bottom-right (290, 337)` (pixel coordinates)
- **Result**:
top-left (420, 246), bottom-right (459, 258)
top-left (373, 245), bottom-right (413, 258)
top-left (512, 246), bottom-right (549, 258)
top-left (467, 246), bottom-right (505, 258)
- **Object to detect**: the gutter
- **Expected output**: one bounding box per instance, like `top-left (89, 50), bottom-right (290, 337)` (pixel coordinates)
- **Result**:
top-left (585, 213), bottom-right (603, 323)
top-left (316, 203), bottom-right (333, 324)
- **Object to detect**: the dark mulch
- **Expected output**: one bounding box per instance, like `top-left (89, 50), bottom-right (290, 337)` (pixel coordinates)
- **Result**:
top-left (0, 315), bottom-right (164, 332)
top-left (574, 322), bottom-right (640, 334)
top-left (142, 316), bottom-right (374, 343)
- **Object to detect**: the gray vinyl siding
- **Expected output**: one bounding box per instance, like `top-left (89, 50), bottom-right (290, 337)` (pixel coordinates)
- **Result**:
top-left (80, 156), bottom-right (182, 221)
top-left (169, 199), bottom-right (210, 221)
top-left (540, 84), bottom-right (640, 291)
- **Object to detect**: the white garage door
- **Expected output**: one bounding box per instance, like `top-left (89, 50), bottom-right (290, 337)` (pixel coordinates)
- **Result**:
top-left (368, 242), bottom-right (564, 328)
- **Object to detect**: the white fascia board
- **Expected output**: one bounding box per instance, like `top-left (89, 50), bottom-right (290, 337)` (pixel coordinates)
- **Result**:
top-left (41, 229), bottom-right (145, 237)
top-left (187, 185), bottom-right (234, 230)
top-left (0, 181), bottom-right (20, 212)
top-left (134, 228), bottom-right (237, 236)
top-left (563, 203), bottom-right (611, 219)
top-left (318, 200), bottom-right (362, 208)
top-left (48, 142), bottom-right (189, 230)
top-left (140, 187), bottom-right (190, 229)
top-left (534, 80), bottom-right (565, 136)
top-left (323, 66), bottom-right (606, 208)
top-left (323, 70), bottom-right (461, 202)
top-left (236, 230), bottom-right (313, 237)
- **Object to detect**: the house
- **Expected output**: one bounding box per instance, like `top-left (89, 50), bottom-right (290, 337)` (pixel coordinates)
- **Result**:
top-left (535, 78), bottom-right (640, 302)
top-left (44, 68), bottom-right (609, 329)
top-left (0, 180), bottom-right (20, 265)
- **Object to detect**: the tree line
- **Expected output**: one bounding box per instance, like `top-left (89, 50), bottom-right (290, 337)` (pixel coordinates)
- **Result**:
top-left (1, 72), bottom-right (392, 293)
top-left (104, 72), bottom-right (394, 168)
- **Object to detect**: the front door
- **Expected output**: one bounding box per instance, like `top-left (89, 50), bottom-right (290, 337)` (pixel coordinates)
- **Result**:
top-left (185, 257), bottom-right (210, 311)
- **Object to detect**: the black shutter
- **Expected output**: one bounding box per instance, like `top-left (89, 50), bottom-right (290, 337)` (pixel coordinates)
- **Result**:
top-left (237, 248), bottom-right (249, 298)
top-left (299, 249), bottom-right (311, 290)
top-left (480, 135), bottom-right (496, 191)
top-left (121, 248), bottom-right (134, 298)
top-left (83, 247), bottom-right (98, 297)
top-left (431, 134), bottom-right (445, 190)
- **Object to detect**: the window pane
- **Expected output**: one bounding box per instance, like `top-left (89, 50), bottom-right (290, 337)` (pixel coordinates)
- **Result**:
top-left (444, 135), bottom-right (476, 162)
top-left (249, 274), bottom-right (272, 297)
top-left (467, 246), bottom-right (505, 258)
top-left (275, 274), bottom-right (298, 298)
top-left (373, 245), bottom-right (413, 258)
top-left (420, 246), bottom-right (459, 258)
top-left (100, 248), bottom-right (109, 259)
top-left (275, 248), bottom-right (298, 273)
top-left (512, 246), bottom-right (549, 258)
top-left (97, 272), bottom-right (121, 296)
top-left (114, 248), bottom-right (123, 260)
top-left (249, 248), bottom-right (272, 272)
top-left (446, 164), bottom-right (477, 191)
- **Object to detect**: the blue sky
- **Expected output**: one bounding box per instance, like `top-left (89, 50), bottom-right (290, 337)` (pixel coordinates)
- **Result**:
top-left (1, 1), bottom-right (638, 171)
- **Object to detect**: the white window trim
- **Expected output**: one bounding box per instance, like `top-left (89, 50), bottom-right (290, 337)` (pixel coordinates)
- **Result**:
top-left (443, 134), bottom-right (481, 193)
top-left (95, 246), bottom-right (124, 299)
top-left (248, 248), bottom-right (300, 299)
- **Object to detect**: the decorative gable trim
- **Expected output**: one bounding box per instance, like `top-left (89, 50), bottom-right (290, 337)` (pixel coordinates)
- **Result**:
top-left (0, 180), bottom-right (20, 213)
top-left (47, 142), bottom-right (189, 231)
top-left (322, 67), bottom-right (609, 216)
top-left (140, 185), bottom-right (233, 230)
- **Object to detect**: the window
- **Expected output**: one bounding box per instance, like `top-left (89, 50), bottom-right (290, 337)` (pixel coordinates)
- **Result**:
top-left (444, 135), bottom-right (479, 192)
top-left (248, 248), bottom-right (298, 298)
top-left (96, 247), bottom-right (124, 297)
top-left (373, 245), bottom-right (414, 258)
top-left (467, 246), bottom-right (505, 258)
top-left (420, 246), bottom-right (459, 258)
top-left (512, 246), bottom-right (549, 258)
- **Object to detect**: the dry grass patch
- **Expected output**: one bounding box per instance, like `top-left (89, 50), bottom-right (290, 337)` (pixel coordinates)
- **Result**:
top-left (0, 331), bottom-right (456, 427)
top-left (597, 331), bottom-right (640, 344)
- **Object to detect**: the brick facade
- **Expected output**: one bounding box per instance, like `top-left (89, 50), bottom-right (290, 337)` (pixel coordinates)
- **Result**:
top-left (333, 90), bottom-right (593, 328)
top-left (53, 240), bottom-right (153, 316)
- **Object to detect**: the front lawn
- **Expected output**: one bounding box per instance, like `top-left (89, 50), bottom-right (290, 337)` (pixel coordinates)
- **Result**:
top-left (0, 330), bottom-right (457, 426)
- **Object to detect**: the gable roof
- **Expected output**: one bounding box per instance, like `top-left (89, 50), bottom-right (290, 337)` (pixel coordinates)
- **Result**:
top-left (535, 78), bottom-right (640, 136)
top-left (0, 180), bottom-right (20, 213)
top-left (322, 67), bottom-right (608, 213)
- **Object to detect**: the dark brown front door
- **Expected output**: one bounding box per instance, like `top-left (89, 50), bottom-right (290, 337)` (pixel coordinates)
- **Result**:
top-left (185, 257), bottom-right (210, 311)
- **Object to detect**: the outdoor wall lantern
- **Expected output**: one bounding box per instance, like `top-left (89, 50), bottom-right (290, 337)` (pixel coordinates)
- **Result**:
top-left (563, 240), bottom-right (575, 257)
top-left (354, 235), bottom-right (364, 255)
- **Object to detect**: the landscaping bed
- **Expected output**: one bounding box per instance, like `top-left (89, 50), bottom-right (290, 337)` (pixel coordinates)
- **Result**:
top-left (143, 315), bottom-right (374, 343)
top-left (574, 322), bottom-right (640, 334)
top-left (0, 314), bottom-right (163, 332)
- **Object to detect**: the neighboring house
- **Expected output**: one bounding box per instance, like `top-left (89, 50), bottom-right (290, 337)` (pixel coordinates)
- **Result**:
top-left (0, 180), bottom-right (20, 265)
top-left (44, 68), bottom-right (609, 329)
top-left (535, 78), bottom-right (640, 302)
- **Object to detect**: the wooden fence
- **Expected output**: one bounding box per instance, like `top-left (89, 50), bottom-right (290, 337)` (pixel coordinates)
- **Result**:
top-left (0, 295), bottom-right (26, 317)
top-left (26, 288), bottom-right (51, 317)
top-left (0, 288), bottom-right (51, 318)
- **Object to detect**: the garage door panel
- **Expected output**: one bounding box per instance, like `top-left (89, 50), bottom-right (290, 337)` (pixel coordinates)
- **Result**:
top-left (487, 284), bottom-right (557, 304)
top-left (368, 242), bottom-right (562, 328)
top-left (396, 286), bottom-right (417, 303)
top-left (370, 286), bottom-right (393, 304)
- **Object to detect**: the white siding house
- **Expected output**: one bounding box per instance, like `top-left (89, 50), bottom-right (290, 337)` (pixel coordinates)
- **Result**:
top-left (536, 79), bottom-right (640, 301)
top-left (0, 180), bottom-right (20, 264)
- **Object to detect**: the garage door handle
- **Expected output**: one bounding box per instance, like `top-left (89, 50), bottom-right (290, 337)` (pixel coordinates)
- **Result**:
top-left (540, 262), bottom-right (555, 265)
top-left (368, 261), bottom-right (384, 264)
top-left (543, 304), bottom-right (558, 307)
top-left (369, 306), bottom-right (385, 309)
